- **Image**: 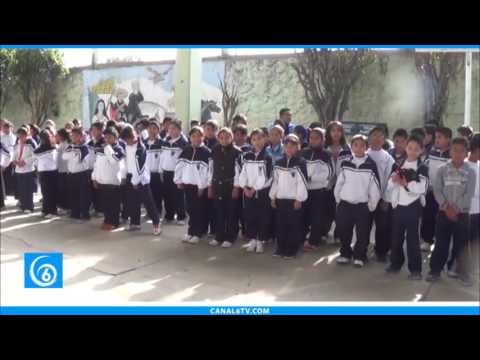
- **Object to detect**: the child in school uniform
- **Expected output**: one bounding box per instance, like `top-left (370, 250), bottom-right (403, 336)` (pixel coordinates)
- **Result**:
top-left (63, 127), bottom-right (92, 221)
top-left (175, 126), bottom-right (211, 244)
top-left (420, 126), bottom-right (452, 252)
top-left (12, 126), bottom-right (38, 213)
top-left (301, 128), bottom-right (334, 251)
top-left (120, 125), bottom-right (161, 235)
top-left (145, 119), bottom-right (165, 219)
top-left (0, 141), bottom-right (12, 209)
top-left (55, 128), bottom-right (71, 214)
top-left (207, 127), bottom-right (243, 248)
top-left (385, 135), bottom-right (429, 279)
top-left (366, 126), bottom-right (396, 262)
top-left (266, 125), bottom-right (285, 163)
top-left (160, 119), bottom-right (188, 225)
top-left (239, 128), bottom-right (273, 253)
top-left (269, 134), bottom-right (308, 259)
top-left (33, 129), bottom-right (58, 217)
top-left (92, 126), bottom-right (125, 230)
top-left (388, 128), bottom-right (408, 166)
top-left (87, 121), bottom-right (106, 216)
top-left (203, 119), bottom-right (219, 238)
top-left (324, 121), bottom-right (351, 243)
top-left (1, 120), bottom-right (17, 198)
top-left (427, 137), bottom-right (476, 286)
top-left (466, 133), bottom-right (480, 246)
top-left (233, 123), bottom-right (251, 239)
top-left (334, 134), bottom-right (381, 267)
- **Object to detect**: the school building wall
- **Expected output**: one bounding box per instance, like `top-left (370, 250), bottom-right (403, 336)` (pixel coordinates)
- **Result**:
top-left (3, 52), bottom-right (479, 132)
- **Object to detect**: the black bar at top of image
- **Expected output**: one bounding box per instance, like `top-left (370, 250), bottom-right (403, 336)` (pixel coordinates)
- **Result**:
top-left (2, 28), bottom-right (480, 46)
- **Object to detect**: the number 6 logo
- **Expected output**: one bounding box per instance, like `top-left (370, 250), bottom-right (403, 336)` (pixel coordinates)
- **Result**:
top-left (24, 253), bottom-right (63, 288)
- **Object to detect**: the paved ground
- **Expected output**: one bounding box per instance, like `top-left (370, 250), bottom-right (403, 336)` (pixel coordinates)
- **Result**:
top-left (1, 196), bottom-right (479, 305)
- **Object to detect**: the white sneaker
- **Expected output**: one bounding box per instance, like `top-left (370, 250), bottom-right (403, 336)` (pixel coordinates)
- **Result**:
top-left (57, 209), bottom-right (67, 216)
top-left (153, 225), bottom-right (162, 236)
top-left (255, 241), bottom-right (264, 253)
top-left (246, 239), bottom-right (257, 252)
top-left (353, 259), bottom-right (364, 268)
top-left (183, 234), bottom-right (192, 243)
top-left (43, 213), bottom-right (53, 219)
top-left (175, 220), bottom-right (186, 226)
top-left (221, 241), bottom-right (233, 248)
top-left (420, 242), bottom-right (432, 252)
top-left (209, 239), bottom-right (219, 246)
top-left (336, 256), bottom-right (351, 264)
top-left (188, 236), bottom-right (200, 244)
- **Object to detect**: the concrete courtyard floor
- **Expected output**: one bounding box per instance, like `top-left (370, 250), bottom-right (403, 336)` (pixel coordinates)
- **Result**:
top-left (1, 196), bottom-right (479, 306)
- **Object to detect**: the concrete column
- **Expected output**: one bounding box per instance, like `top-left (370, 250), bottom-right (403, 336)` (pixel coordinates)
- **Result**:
top-left (174, 49), bottom-right (202, 132)
top-left (464, 51), bottom-right (472, 127)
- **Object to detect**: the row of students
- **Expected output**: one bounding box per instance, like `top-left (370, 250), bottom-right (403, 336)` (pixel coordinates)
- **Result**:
top-left (1, 117), bottom-right (478, 284)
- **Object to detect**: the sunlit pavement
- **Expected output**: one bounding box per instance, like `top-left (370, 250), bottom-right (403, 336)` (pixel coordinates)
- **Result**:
top-left (1, 195), bottom-right (479, 306)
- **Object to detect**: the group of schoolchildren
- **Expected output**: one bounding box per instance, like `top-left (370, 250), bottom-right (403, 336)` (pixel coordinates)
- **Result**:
top-left (1, 110), bottom-right (478, 286)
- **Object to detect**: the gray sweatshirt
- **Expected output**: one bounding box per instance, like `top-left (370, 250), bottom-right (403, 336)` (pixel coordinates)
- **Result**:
top-left (433, 160), bottom-right (477, 214)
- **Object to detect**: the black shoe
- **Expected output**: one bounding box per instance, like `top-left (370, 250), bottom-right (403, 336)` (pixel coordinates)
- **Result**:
top-left (408, 272), bottom-right (422, 281)
top-left (376, 254), bottom-right (388, 263)
top-left (385, 266), bottom-right (400, 274)
top-left (426, 273), bottom-right (440, 282)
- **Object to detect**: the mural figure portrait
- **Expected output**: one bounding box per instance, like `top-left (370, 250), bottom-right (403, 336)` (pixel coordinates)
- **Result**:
top-left (92, 99), bottom-right (109, 124)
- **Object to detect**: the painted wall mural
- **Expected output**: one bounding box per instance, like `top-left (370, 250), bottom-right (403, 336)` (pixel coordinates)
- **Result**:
top-left (82, 60), bottom-right (225, 126)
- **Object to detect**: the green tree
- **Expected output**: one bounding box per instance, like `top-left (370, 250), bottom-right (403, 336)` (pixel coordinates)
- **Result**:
top-left (13, 49), bottom-right (68, 126)
top-left (292, 49), bottom-right (388, 127)
top-left (0, 48), bottom-right (17, 118)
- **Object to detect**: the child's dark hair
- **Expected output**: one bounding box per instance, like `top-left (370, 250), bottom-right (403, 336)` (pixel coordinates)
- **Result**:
top-left (407, 135), bottom-right (424, 148)
top-left (250, 128), bottom-right (265, 139)
top-left (410, 127), bottom-right (426, 140)
top-left (469, 133), bottom-right (480, 152)
top-left (424, 124), bottom-right (437, 137)
top-left (435, 126), bottom-right (453, 139)
top-left (350, 134), bottom-right (368, 147)
top-left (293, 125), bottom-right (307, 139)
top-left (457, 125), bottom-right (474, 139)
top-left (368, 125), bottom-right (386, 137)
top-left (120, 125), bottom-right (135, 140)
top-left (71, 127), bottom-right (84, 136)
top-left (190, 120), bottom-right (200, 127)
top-left (72, 118), bottom-right (81, 127)
top-left (29, 123), bottom-right (40, 135)
top-left (57, 128), bottom-right (70, 143)
top-left (393, 128), bottom-right (408, 139)
top-left (162, 116), bottom-right (173, 125)
top-left (205, 119), bottom-right (219, 130)
top-left (16, 126), bottom-right (28, 136)
top-left (284, 134), bottom-right (300, 146)
top-left (148, 118), bottom-right (161, 130)
top-left (260, 127), bottom-right (269, 137)
top-left (2, 119), bottom-right (13, 128)
top-left (39, 129), bottom-right (53, 147)
top-left (233, 124), bottom-right (248, 136)
top-left (310, 127), bottom-right (325, 139)
top-left (189, 126), bottom-right (204, 137)
top-left (104, 126), bottom-right (119, 138)
top-left (91, 121), bottom-right (105, 132)
top-left (232, 114), bottom-right (248, 125)
top-left (309, 121), bottom-right (322, 129)
top-left (451, 136), bottom-right (469, 150)
top-left (325, 120), bottom-right (347, 147)
top-left (279, 108), bottom-right (291, 117)
top-left (273, 119), bottom-right (283, 127)
top-left (169, 119), bottom-right (182, 130)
